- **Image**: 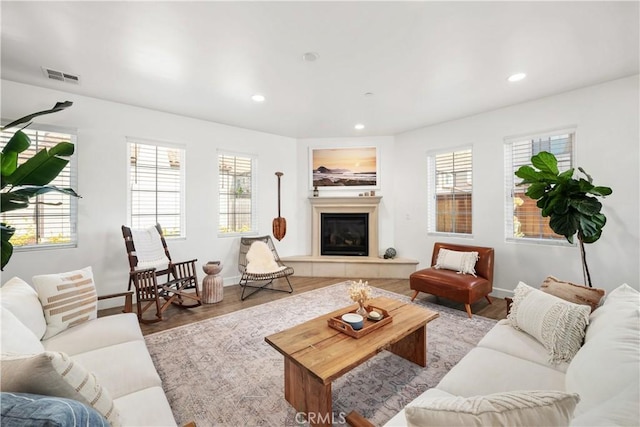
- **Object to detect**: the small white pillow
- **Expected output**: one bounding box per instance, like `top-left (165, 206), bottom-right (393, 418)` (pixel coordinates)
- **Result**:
top-left (405, 390), bottom-right (580, 427)
top-left (508, 282), bottom-right (590, 364)
top-left (435, 248), bottom-right (479, 276)
top-left (32, 267), bottom-right (98, 339)
top-left (246, 241), bottom-right (286, 274)
top-left (0, 306), bottom-right (45, 356)
top-left (0, 276), bottom-right (47, 339)
top-left (1, 351), bottom-right (120, 426)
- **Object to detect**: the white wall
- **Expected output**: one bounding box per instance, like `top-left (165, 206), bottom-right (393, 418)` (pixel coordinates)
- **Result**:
top-left (295, 136), bottom-right (396, 257)
top-left (3, 75), bottom-right (638, 304)
top-left (1, 80), bottom-right (298, 307)
top-left (393, 75), bottom-right (640, 295)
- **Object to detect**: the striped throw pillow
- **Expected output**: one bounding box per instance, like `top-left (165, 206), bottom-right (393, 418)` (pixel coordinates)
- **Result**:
top-left (0, 351), bottom-right (120, 426)
top-left (32, 267), bottom-right (98, 339)
top-left (405, 390), bottom-right (580, 426)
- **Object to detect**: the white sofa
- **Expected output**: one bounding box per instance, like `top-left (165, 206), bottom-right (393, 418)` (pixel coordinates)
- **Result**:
top-left (382, 283), bottom-right (640, 427)
top-left (0, 277), bottom-right (176, 426)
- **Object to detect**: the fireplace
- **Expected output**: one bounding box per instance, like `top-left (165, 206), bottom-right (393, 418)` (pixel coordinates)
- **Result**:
top-left (309, 196), bottom-right (380, 258)
top-left (321, 213), bottom-right (369, 256)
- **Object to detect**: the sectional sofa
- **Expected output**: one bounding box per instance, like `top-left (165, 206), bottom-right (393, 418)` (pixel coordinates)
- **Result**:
top-left (0, 275), bottom-right (176, 426)
top-left (377, 282), bottom-right (640, 426)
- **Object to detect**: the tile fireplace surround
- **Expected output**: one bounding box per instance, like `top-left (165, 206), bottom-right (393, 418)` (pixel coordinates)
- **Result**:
top-left (281, 196), bottom-right (418, 278)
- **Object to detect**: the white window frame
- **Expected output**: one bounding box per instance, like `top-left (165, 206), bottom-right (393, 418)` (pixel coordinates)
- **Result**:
top-left (427, 146), bottom-right (473, 237)
top-left (1, 123), bottom-right (78, 251)
top-left (217, 150), bottom-right (257, 237)
top-left (127, 138), bottom-right (186, 238)
top-left (504, 127), bottom-right (576, 246)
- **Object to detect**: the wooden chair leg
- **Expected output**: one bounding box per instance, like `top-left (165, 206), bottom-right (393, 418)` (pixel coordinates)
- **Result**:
top-left (464, 304), bottom-right (473, 318)
top-left (485, 295), bottom-right (492, 304)
top-left (410, 290), bottom-right (420, 301)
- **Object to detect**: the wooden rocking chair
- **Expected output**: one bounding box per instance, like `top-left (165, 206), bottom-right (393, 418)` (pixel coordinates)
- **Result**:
top-left (122, 224), bottom-right (201, 323)
top-left (238, 235), bottom-right (294, 301)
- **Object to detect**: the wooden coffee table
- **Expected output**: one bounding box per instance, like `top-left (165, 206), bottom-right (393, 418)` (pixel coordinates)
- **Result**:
top-left (265, 296), bottom-right (439, 427)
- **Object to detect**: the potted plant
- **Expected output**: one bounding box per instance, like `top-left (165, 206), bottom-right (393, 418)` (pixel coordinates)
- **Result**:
top-left (515, 151), bottom-right (612, 287)
top-left (1, 101), bottom-right (80, 270)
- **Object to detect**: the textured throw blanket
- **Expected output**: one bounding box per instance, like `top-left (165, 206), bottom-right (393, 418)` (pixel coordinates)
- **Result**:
top-left (130, 226), bottom-right (170, 270)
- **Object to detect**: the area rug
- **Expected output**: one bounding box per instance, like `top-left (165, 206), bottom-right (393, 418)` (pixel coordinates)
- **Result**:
top-left (145, 283), bottom-right (497, 426)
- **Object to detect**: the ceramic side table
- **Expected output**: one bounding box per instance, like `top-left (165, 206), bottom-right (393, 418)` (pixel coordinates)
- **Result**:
top-left (202, 261), bottom-right (223, 303)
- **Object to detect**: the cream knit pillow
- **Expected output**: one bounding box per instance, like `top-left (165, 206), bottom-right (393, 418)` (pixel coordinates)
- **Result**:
top-left (32, 266), bottom-right (98, 339)
top-left (0, 351), bottom-right (120, 426)
top-left (405, 390), bottom-right (580, 427)
top-left (434, 249), bottom-right (479, 276)
top-left (508, 281), bottom-right (590, 364)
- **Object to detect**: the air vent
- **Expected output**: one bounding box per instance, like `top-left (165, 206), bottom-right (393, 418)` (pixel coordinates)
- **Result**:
top-left (42, 67), bottom-right (80, 84)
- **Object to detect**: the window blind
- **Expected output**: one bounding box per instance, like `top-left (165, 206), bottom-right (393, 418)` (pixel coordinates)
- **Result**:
top-left (505, 131), bottom-right (574, 242)
top-left (218, 152), bottom-right (256, 235)
top-left (1, 127), bottom-right (78, 249)
top-left (427, 148), bottom-right (472, 235)
top-left (128, 141), bottom-right (184, 237)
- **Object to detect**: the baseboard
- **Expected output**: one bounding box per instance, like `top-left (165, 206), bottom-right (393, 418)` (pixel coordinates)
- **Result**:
top-left (491, 286), bottom-right (515, 299)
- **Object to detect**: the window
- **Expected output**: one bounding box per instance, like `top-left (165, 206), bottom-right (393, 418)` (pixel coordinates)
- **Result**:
top-left (218, 152), bottom-right (256, 235)
top-left (427, 148), bottom-right (472, 235)
top-left (1, 126), bottom-right (78, 250)
top-left (128, 140), bottom-right (185, 237)
top-left (505, 129), bottom-right (575, 243)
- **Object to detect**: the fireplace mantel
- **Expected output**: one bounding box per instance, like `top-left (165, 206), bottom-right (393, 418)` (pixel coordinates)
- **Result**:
top-left (309, 196), bottom-right (381, 257)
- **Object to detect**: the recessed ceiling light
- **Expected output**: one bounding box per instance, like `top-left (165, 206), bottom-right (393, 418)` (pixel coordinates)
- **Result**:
top-left (251, 94), bottom-right (265, 103)
top-left (508, 73), bottom-right (527, 82)
top-left (302, 52), bottom-right (319, 62)
top-left (354, 123), bottom-right (365, 130)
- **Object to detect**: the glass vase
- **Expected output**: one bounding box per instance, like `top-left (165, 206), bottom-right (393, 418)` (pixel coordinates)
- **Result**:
top-left (356, 300), bottom-right (368, 316)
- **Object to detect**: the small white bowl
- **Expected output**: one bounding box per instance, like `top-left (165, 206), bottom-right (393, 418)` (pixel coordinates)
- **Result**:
top-left (341, 313), bottom-right (364, 330)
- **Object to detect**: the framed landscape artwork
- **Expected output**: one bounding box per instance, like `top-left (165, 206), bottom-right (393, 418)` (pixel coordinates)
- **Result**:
top-left (310, 147), bottom-right (379, 189)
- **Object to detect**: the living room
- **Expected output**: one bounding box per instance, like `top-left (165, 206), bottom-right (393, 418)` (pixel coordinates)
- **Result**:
top-left (1, 1), bottom-right (639, 426)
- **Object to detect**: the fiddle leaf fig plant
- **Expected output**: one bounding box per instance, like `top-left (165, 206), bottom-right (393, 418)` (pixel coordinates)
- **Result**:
top-left (1, 101), bottom-right (80, 270)
top-left (515, 151), bottom-right (612, 287)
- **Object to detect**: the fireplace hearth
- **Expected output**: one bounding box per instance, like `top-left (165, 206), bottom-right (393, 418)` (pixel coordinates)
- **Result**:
top-left (321, 213), bottom-right (368, 256)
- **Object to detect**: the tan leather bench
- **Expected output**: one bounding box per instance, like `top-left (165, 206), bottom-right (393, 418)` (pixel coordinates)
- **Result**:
top-left (410, 242), bottom-right (495, 318)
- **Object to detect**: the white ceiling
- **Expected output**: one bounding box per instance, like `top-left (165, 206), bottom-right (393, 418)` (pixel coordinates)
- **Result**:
top-left (1, 1), bottom-right (638, 139)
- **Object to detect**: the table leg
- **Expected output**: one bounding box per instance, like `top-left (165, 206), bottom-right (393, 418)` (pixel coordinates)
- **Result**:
top-left (387, 324), bottom-right (427, 367)
top-left (283, 358), bottom-right (333, 427)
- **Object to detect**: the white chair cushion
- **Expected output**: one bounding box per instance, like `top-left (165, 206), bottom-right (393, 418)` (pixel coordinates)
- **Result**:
top-left (476, 320), bottom-right (569, 373)
top-left (0, 276), bottom-right (47, 339)
top-left (508, 281), bottom-right (590, 364)
top-left (43, 313), bottom-right (143, 355)
top-left (71, 341), bottom-right (162, 399)
top-left (569, 382), bottom-right (640, 427)
top-left (246, 241), bottom-right (286, 274)
top-left (405, 390), bottom-right (580, 427)
top-left (114, 386), bottom-right (177, 427)
top-left (32, 266), bottom-right (98, 339)
top-left (0, 306), bottom-right (44, 356)
top-left (434, 249), bottom-right (479, 276)
top-left (436, 347), bottom-right (566, 397)
top-left (0, 351), bottom-right (120, 426)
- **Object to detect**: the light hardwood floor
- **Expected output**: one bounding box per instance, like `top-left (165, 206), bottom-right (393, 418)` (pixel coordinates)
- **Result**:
top-left (99, 277), bottom-right (507, 336)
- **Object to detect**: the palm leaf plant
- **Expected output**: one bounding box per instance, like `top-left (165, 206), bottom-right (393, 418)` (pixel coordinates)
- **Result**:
top-left (1, 101), bottom-right (80, 270)
top-left (515, 151), bottom-right (612, 287)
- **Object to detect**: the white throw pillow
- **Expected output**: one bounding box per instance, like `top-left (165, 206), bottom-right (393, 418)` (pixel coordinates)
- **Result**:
top-left (434, 249), bottom-right (479, 276)
top-left (0, 276), bottom-right (47, 339)
top-left (0, 306), bottom-right (45, 355)
top-left (32, 267), bottom-right (98, 339)
top-left (508, 282), bottom-right (590, 364)
top-left (246, 241), bottom-right (286, 274)
top-left (0, 351), bottom-right (120, 426)
top-left (405, 390), bottom-right (580, 427)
